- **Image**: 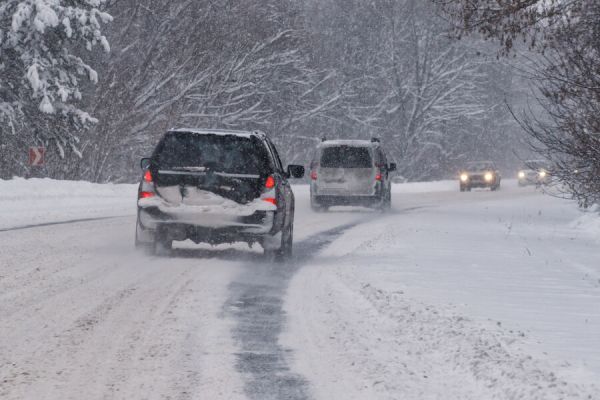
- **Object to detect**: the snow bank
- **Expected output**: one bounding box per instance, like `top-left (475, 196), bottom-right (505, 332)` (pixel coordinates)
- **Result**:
top-left (392, 179), bottom-right (456, 193)
top-left (283, 184), bottom-right (600, 398)
top-left (284, 267), bottom-right (599, 399)
top-left (0, 178), bottom-right (137, 230)
top-left (570, 207), bottom-right (600, 240)
top-left (295, 179), bottom-right (458, 195)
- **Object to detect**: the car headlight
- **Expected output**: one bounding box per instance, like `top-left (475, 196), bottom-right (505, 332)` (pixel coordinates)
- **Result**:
top-left (460, 173), bottom-right (469, 182)
top-left (539, 170), bottom-right (547, 178)
top-left (484, 172), bottom-right (493, 182)
top-left (518, 171), bottom-right (525, 179)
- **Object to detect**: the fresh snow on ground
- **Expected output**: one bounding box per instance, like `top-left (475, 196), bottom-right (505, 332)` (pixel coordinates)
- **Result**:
top-left (0, 217), bottom-right (248, 400)
top-left (0, 178), bottom-right (137, 230)
top-left (391, 179), bottom-right (457, 194)
top-left (1, 177), bottom-right (599, 399)
top-left (570, 205), bottom-right (600, 242)
top-left (284, 181), bottom-right (600, 399)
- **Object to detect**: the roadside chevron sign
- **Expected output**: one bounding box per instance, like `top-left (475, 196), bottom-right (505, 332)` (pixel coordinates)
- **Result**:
top-left (29, 147), bottom-right (46, 166)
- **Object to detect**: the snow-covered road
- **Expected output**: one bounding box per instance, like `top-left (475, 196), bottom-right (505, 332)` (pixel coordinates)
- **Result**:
top-left (1, 179), bottom-right (599, 399)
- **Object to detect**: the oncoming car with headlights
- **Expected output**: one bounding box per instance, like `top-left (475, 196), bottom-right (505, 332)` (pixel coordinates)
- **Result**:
top-left (135, 128), bottom-right (305, 260)
top-left (459, 161), bottom-right (501, 192)
top-left (518, 160), bottom-right (550, 186)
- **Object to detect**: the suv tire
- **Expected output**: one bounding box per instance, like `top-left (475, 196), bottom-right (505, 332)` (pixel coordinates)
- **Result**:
top-left (264, 222), bottom-right (293, 262)
top-left (154, 234), bottom-right (172, 257)
top-left (135, 217), bottom-right (153, 253)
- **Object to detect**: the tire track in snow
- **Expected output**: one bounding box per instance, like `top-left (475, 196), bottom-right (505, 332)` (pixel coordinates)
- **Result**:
top-left (1, 263), bottom-right (211, 400)
top-left (0, 215), bottom-right (129, 233)
top-left (225, 221), bottom-right (370, 400)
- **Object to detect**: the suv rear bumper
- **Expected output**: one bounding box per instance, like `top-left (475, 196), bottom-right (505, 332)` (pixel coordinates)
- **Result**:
top-left (137, 206), bottom-right (276, 245)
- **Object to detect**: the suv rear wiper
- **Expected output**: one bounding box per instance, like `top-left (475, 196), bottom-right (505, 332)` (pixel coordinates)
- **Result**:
top-left (171, 166), bottom-right (209, 172)
top-left (160, 166), bottom-right (260, 179)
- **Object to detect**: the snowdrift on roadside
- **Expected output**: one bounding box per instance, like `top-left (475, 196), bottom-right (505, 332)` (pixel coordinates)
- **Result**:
top-left (0, 178), bottom-right (137, 230)
top-left (569, 206), bottom-right (600, 240)
top-left (392, 179), bottom-right (457, 193)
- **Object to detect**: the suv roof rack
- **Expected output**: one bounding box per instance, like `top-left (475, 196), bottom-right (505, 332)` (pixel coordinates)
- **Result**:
top-left (321, 137), bottom-right (328, 142)
top-left (370, 137), bottom-right (380, 143)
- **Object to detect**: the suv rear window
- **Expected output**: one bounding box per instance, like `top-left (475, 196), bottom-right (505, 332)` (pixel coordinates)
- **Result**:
top-left (154, 132), bottom-right (271, 175)
top-left (320, 146), bottom-right (372, 168)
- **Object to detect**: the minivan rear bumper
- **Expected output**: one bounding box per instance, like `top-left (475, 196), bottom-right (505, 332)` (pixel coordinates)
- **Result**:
top-left (311, 182), bottom-right (379, 197)
top-left (312, 194), bottom-right (382, 207)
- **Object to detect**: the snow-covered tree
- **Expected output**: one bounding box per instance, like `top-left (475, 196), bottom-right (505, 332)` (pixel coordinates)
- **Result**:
top-left (76, 0), bottom-right (338, 182)
top-left (438, 0), bottom-right (600, 205)
top-left (0, 0), bottom-right (112, 177)
top-left (303, 0), bottom-right (516, 180)
top-left (0, 0), bottom-right (523, 182)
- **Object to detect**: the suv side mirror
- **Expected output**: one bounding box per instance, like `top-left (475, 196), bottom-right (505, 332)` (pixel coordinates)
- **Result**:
top-left (388, 163), bottom-right (397, 172)
top-left (140, 157), bottom-right (151, 170)
top-left (287, 165), bottom-right (305, 179)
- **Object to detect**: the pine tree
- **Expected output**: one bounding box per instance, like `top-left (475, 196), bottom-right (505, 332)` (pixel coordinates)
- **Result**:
top-left (0, 0), bottom-right (112, 177)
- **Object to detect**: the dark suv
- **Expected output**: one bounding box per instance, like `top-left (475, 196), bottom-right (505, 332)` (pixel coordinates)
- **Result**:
top-left (135, 129), bottom-right (304, 260)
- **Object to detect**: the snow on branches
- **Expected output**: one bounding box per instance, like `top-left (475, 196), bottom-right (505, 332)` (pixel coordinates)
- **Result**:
top-left (435, 0), bottom-right (579, 54)
top-left (0, 0), bottom-right (112, 125)
top-left (438, 0), bottom-right (600, 204)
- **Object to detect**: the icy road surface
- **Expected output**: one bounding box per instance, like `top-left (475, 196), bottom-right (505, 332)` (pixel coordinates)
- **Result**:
top-left (1, 179), bottom-right (599, 399)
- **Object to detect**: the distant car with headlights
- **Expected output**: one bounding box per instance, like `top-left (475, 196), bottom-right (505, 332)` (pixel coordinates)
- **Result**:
top-left (309, 138), bottom-right (396, 210)
top-left (459, 161), bottom-right (501, 192)
top-left (517, 160), bottom-right (550, 186)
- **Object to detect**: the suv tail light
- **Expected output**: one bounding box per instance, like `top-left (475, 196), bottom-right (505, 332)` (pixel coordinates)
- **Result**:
top-left (265, 175), bottom-right (276, 189)
top-left (375, 172), bottom-right (382, 181)
top-left (261, 175), bottom-right (277, 205)
top-left (310, 170), bottom-right (317, 180)
top-left (139, 169), bottom-right (156, 199)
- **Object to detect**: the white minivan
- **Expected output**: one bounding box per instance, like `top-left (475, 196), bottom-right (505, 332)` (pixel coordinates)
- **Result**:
top-left (309, 138), bottom-right (396, 211)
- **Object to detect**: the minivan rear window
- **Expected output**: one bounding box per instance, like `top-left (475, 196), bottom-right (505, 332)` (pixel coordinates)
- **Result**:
top-left (320, 146), bottom-right (372, 168)
top-left (154, 132), bottom-right (271, 175)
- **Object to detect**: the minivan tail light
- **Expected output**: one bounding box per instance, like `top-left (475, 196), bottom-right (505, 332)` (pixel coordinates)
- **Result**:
top-left (265, 175), bottom-right (276, 189)
top-left (143, 170), bottom-right (153, 182)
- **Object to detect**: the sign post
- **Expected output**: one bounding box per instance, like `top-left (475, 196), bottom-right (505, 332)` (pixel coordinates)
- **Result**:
top-left (29, 147), bottom-right (46, 167)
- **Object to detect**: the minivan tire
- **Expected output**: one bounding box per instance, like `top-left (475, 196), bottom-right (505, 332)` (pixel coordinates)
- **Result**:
top-left (311, 197), bottom-right (328, 212)
top-left (376, 189), bottom-right (391, 211)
